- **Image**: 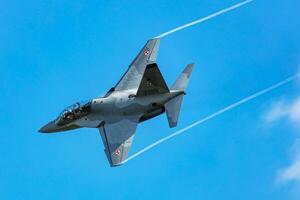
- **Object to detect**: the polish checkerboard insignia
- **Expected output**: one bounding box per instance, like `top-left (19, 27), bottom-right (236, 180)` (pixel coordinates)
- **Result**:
top-left (144, 49), bottom-right (150, 56)
top-left (115, 149), bottom-right (121, 156)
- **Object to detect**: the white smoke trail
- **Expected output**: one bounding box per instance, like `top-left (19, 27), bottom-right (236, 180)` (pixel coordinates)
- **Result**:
top-left (122, 74), bottom-right (299, 164)
top-left (154, 0), bottom-right (253, 39)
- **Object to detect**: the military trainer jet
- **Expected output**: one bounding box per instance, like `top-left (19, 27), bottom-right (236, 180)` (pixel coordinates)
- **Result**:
top-left (39, 38), bottom-right (194, 167)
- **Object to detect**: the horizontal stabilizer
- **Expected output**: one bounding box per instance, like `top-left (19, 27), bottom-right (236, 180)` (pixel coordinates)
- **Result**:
top-left (171, 63), bottom-right (194, 92)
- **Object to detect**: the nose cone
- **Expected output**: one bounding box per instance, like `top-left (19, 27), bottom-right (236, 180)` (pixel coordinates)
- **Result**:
top-left (39, 121), bottom-right (58, 133)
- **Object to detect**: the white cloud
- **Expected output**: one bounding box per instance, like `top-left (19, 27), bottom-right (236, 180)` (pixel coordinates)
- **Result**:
top-left (288, 98), bottom-right (300, 123)
top-left (278, 139), bottom-right (300, 183)
top-left (278, 160), bottom-right (300, 183)
top-left (264, 96), bottom-right (300, 125)
top-left (265, 97), bottom-right (300, 184)
top-left (264, 100), bottom-right (288, 123)
top-left (296, 67), bottom-right (300, 85)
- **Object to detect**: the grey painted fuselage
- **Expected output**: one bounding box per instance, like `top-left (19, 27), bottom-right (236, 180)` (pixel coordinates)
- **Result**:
top-left (39, 90), bottom-right (183, 133)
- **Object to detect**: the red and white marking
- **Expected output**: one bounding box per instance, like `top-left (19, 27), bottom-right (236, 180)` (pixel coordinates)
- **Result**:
top-left (115, 149), bottom-right (121, 156)
top-left (144, 50), bottom-right (150, 56)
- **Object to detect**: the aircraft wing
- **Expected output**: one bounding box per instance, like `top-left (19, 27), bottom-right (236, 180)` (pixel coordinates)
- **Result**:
top-left (98, 117), bottom-right (139, 167)
top-left (113, 38), bottom-right (160, 93)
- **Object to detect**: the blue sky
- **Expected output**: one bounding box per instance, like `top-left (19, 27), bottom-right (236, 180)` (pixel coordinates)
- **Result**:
top-left (1, 0), bottom-right (300, 199)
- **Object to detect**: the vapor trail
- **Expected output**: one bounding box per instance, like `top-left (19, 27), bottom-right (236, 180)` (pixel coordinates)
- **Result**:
top-left (122, 74), bottom-right (299, 164)
top-left (154, 0), bottom-right (253, 39)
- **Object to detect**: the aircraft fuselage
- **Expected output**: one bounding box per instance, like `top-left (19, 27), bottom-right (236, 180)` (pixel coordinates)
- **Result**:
top-left (39, 90), bottom-right (183, 133)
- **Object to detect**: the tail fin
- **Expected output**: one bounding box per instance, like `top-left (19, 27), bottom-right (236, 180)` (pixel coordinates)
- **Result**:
top-left (171, 63), bottom-right (194, 91)
top-left (165, 63), bottom-right (194, 128)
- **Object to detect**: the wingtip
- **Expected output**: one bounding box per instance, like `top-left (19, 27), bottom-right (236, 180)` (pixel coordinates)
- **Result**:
top-left (110, 162), bottom-right (124, 168)
top-left (148, 37), bottom-right (161, 42)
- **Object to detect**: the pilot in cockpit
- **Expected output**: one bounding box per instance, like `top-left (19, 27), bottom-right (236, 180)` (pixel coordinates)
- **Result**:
top-left (56, 101), bottom-right (92, 126)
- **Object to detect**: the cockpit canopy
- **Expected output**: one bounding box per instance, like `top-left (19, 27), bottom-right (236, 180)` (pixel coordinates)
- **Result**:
top-left (55, 101), bottom-right (92, 126)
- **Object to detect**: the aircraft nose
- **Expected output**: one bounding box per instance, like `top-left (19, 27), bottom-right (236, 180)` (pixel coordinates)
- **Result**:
top-left (39, 121), bottom-right (57, 133)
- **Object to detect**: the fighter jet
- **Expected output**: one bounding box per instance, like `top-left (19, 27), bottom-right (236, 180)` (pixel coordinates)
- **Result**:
top-left (39, 38), bottom-right (194, 167)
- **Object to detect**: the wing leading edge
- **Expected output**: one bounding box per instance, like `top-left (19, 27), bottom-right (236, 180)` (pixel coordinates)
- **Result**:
top-left (113, 38), bottom-right (160, 93)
